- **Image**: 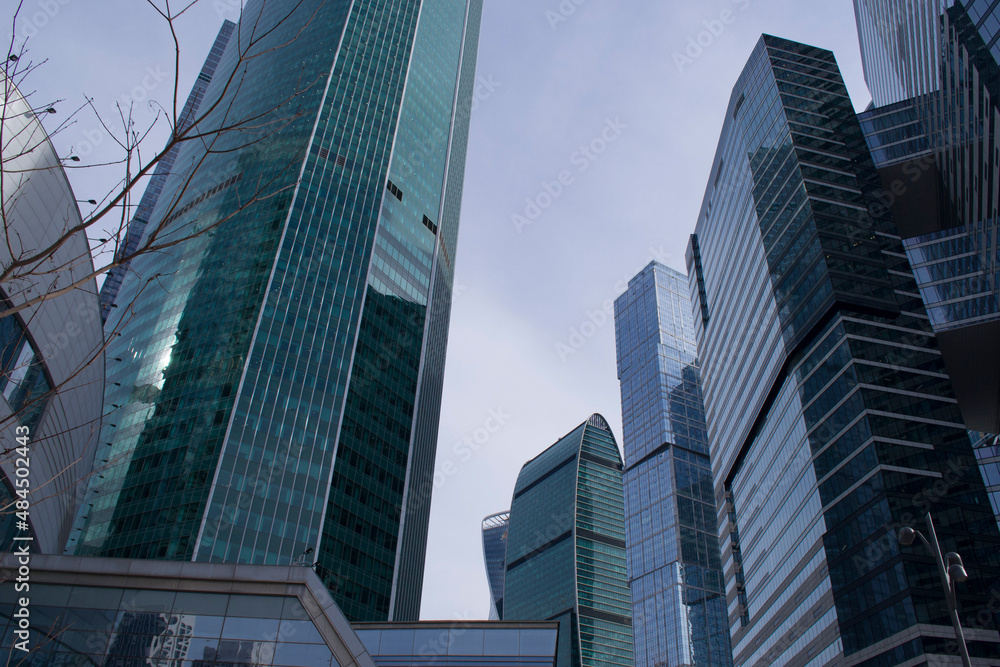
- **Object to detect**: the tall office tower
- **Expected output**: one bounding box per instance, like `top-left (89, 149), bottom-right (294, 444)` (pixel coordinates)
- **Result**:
top-left (854, 0), bottom-right (953, 107)
top-left (938, 2), bottom-right (1000, 231)
top-left (853, 0), bottom-right (1000, 305)
top-left (482, 510), bottom-right (510, 620)
top-left (859, 97), bottom-right (1000, 435)
top-left (503, 415), bottom-right (633, 667)
top-left (98, 20), bottom-right (235, 322)
top-left (613, 261), bottom-right (731, 667)
top-left (687, 34), bottom-right (1000, 666)
top-left (854, 1), bottom-right (1000, 271)
top-left (0, 74), bottom-right (104, 553)
top-left (853, 0), bottom-right (1000, 435)
top-left (67, 0), bottom-right (483, 623)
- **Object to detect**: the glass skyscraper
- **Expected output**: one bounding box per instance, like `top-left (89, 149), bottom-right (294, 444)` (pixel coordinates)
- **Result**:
top-left (854, 0), bottom-right (953, 107)
top-left (482, 510), bottom-right (510, 621)
top-left (854, 0), bottom-right (1000, 243)
top-left (853, 0), bottom-right (1000, 469)
top-left (98, 21), bottom-right (235, 322)
top-left (688, 34), bottom-right (1000, 665)
top-left (68, 0), bottom-right (483, 623)
top-left (503, 415), bottom-right (633, 667)
top-left (613, 262), bottom-right (731, 667)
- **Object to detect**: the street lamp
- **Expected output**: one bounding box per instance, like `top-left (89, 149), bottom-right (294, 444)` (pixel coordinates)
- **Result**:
top-left (898, 513), bottom-right (972, 667)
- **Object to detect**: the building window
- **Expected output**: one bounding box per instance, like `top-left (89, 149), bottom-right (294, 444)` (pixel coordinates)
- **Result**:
top-left (0, 312), bottom-right (52, 430)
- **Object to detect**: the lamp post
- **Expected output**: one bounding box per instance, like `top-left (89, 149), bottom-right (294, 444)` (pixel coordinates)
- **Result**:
top-left (898, 512), bottom-right (971, 667)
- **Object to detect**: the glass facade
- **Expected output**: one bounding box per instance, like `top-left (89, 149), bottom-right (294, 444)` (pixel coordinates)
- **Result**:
top-left (858, 98), bottom-right (1000, 333)
top-left (3, 592), bottom-right (338, 666)
top-left (68, 0), bottom-right (483, 623)
top-left (612, 262), bottom-right (731, 667)
top-left (853, 0), bottom-right (954, 107)
top-left (857, 10), bottom-right (1000, 513)
top-left (98, 20), bottom-right (236, 322)
top-left (973, 432), bottom-right (1000, 525)
top-left (688, 35), bottom-right (1000, 666)
top-left (355, 622), bottom-right (558, 667)
top-left (482, 511), bottom-right (510, 620)
top-left (0, 312), bottom-right (52, 432)
top-left (853, 1), bottom-right (1000, 338)
top-left (503, 415), bottom-right (632, 667)
top-left (937, 2), bottom-right (1000, 307)
top-left (1, 74), bottom-right (105, 554)
top-left (0, 554), bottom-right (373, 666)
top-left (857, 97), bottom-right (933, 167)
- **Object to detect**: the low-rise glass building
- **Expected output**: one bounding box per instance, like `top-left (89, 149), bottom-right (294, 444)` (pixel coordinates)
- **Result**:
top-left (0, 554), bottom-right (376, 666)
top-left (355, 621), bottom-right (558, 667)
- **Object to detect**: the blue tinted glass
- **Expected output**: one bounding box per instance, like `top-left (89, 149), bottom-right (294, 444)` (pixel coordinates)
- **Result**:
top-left (447, 628), bottom-right (484, 655)
top-left (519, 629), bottom-right (557, 656)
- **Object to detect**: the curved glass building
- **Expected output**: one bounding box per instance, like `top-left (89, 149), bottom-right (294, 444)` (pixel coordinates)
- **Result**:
top-left (482, 510), bottom-right (510, 620)
top-left (503, 414), bottom-right (633, 667)
top-left (67, 0), bottom-right (483, 623)
top-left (0, 74), bottom-right (105, 553)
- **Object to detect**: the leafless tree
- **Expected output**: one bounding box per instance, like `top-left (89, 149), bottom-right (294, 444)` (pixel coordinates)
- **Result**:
top-left (2, 0), bottom-right (321, 320)
top-left (0, 0), bottom-right (324, 594)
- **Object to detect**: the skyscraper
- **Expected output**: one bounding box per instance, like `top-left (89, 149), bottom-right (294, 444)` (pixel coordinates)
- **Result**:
top-left (688, 34), bottom-right (1000, 665)
top-left (503, 414), bottom-right (632, 667)
top-left (852, 0), bottom-right (1000, 431)
top-left (857, 96), bottom-right (1000, 436)
top-left (482, 510), bottom-right (510, 621)
top-left (854, 0), bottom-right (952, 107)
top-left (68, 0), bottom-right (483, 623)
top-left (613, 261), bottom-right (731, 667)
top-left (98, 20), bottom-right (235, 322)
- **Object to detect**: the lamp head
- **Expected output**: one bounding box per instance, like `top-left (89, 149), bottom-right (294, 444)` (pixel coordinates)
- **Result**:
top-left (898, 526), bottom-right (916, 546)
top-left (946, 553), bottom-right (968, 583)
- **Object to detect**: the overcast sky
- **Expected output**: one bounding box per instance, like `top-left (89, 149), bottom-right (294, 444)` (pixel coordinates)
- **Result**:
top-left (8, 0), bottom-right (872, 621)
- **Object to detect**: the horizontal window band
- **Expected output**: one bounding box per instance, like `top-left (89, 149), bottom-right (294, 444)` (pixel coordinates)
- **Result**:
top-left (576, 527), bottom-right (625, 549)
top-left (580, 450), bottom-right (621, 471)
top-left (578, 605), bottom-right (632, 627)
top-left (514, 454), bottom-right (577, 500)
top-left (506, 531), bottom-right (572, 571)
